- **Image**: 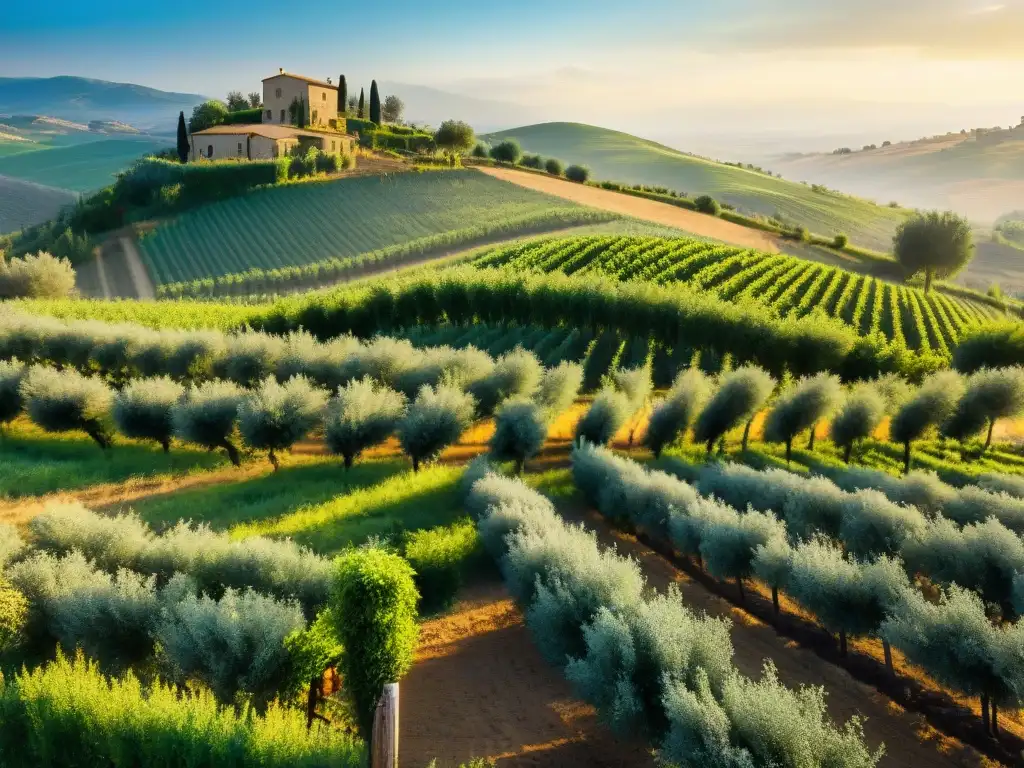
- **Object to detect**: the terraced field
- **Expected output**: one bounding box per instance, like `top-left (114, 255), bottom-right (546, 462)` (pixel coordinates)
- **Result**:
top-left (139, 170), bottom-right (608, 288)
top-left (471, 235), bottom-right (1005, 354)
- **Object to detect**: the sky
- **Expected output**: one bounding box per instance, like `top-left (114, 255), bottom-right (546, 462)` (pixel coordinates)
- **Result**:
top-left (4, 0), bottom-right (1024, 154)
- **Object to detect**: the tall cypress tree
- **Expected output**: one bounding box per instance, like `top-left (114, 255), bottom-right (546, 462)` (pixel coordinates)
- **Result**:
top-left (338, 75), bottom-right (348, 117)
top-left (358, 88), bottom-right (365, 119)
top-left (369, 80), bottom-right (381, 125)
top-left (175, 111), bottom-right (189, 163)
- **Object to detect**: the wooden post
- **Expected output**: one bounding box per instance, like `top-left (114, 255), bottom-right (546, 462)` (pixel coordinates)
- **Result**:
top-left (371, 683), bottom-right (399, 768)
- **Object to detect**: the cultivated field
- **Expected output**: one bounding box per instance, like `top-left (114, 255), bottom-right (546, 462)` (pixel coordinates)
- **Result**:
top-left (0, 175), bottom-right (76, 233)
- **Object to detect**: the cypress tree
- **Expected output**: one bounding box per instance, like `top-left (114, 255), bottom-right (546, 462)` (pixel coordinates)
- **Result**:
top-left (369, 80), bottom-right (381, 125)
top-left (338, 75), bottom-right (347, 117)
top-left (358, 88), bottom-right (365, 119)
top-left (176, 111), bottom-right (189, 163)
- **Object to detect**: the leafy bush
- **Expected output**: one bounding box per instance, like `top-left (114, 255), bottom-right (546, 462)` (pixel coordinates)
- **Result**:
top-left (574, 387), bottom-right (632, 446)
top-left (0, 524), bottom-right (24, 568)
top-left (890, 370), bottom-right (963, 472)
top-left (0, 252), bottom-right (76, 299)
top-left (564, 165), bottom-right (590, 183)
top-left (20, 365), bottom-right (113, 449)
top-left (830, 383), bottom-right (887, 463)
top-left (978, 473), bottom-right (1024, 498)
top-left (0, 650), bottom-right (365, 768)
top-left (324, 378), bottom-right (406, 469)
top-left (218, 331), bottom-right (285, 387)
top-left (489, 398), bottom-right (546, 473)
top-left (331, 548), bottom-right (419, 737)
top-left (833, 233), bottom-right (849, 249)
top-left (0, 359), bottom-right (26, 428)
top-left (943, 367), bottom-right (1024, 450)
top-left (519, 153), bottom-right (543, 169)
top-left (434, 120), bottom-right (476, 154)
top-left (112, 376), bottom-right (184, 452)
top-left (0, 576), bottom-right (27, 652)
top-left (953, 323), bottom-right (1024, 373)
top-left (545, 158), bottom-right (564, 176)
top-left (693, 366), bottom-right (775, 453)
top-left (699, 506), bottom-right (787, 597)
top-left (397, 384), bottom-right (476, 471)
top-left (837, 489), bottom-right (926, 560)
top-left (644, 369), bottom-right (711, 458)
top-left (826, 466), bottom-right (956, 517)
top-left (942, 485), bottom-right (1024, 535)
top-left (467, 347), bottom-right (541, 416)
top-left (489, 139), bottom-right (522, 164)
top-left (238, 376), bottom-right (328, 469)
top-left (404, 520), bottom-right (482, 614)
top-left (157, 588), bottom-right (305, 705)
top-left (276, 331), bottom-right (359, 391)
top-left (762, 373), bottom-right (842, 462)
top-left (172, 380), bottom-right (245, 465)
top-left (534, 361), bottom-right (583, 417)
top-left (471, 143), bottom-right (489, 158)
top-left (693, 195), bottom-right (721, 215)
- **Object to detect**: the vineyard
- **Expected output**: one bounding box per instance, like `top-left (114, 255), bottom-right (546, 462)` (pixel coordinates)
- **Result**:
top-left (139, 170), bottom-right (602, 287)
top-left (471, 235), bottom-right (1006, 354)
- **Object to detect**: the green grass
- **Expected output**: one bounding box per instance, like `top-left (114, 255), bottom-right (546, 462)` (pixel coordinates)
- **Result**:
top-left (138, 169), bottom-right (597, 286)
top-left (0, 419), bottom-right (227, 499)
top-left (0, 137), bottom-right (169, 193)
top-left (481, 122), bottom-right (911, 251)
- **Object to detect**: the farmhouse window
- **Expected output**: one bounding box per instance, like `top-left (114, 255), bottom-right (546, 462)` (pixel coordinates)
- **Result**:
top-left (266, 110), bottom-right (272, 120)
top-left (280, 109), bottom-right (285, 122)
top-left (237, 142), bottom-right (243, 156)
top-left (331, 141), bottom-right (335, 151)
top-left (207, 144), bottom-right (213, 157)
top-left (322, 92), bottom-right (326, 101)
top-left (275, 88), bottom-right (282, 98)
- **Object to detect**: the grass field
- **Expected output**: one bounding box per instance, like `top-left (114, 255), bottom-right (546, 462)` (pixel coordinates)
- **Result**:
top-left (470, 235), bottom-right (1004, 354)
top-left (0, 135), bottom-right (168, 192)
top-left (0, 174), bottom-right (76, 233)
top-left (481, 122), bottom-right (911, 251)
top-left (138, 169), bottom-right (602, 286)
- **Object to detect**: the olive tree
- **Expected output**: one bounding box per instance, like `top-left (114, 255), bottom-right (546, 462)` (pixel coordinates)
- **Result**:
top-left (643, 368), bottom-right (710, 458)
top-left (397, 384), bottom-right (476, 471)
top-left (433, 120), bottom-right (475, 155)
top-left (693, 366), bottom-right (776, 454)
top-left (612, 363), bottom-right (652, 445)
top-left (830, 383), bottom-right (887, 463)
top-left (467, 347), bottom-right (541, 416)
top-left (217, 331), bottom-right (285, 388)
top-left (324, 378), bottom-right (406, 469)
top-left (699, 506), bottom-right (787, 602)
top-left (890, 370), bottom-right (964, 473)
top-left (0, 252), bottom-right (76, 299)
top-left (535, 361), bottom-right (583, 418)
top-left (112, 376), bottom-right (185, 452)
top-left (489, 398), bottom-right (546, 474)
top-left (172, 380), bottom-right (245, 466)
top-left (574, 387), bottom-right (632, 447)
top-left (943, 367), bottom-right (1024, 452)
top-left (20, 365), bottom-right (114, 450)
top-left (893, 210), bottom-right (974, 293)
top-left (238, 376), bottom-right (329, 470)
top-left (0, 359), bottom-right (26, 431)
top-left (762, 373), bottom-right (842, 463)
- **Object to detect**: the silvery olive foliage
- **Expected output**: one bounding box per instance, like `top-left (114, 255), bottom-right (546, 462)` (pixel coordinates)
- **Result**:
top-left (324, 377), bottom-right (406, 468)
top-left (112, 375), bottom-right (185, 452)
top-left (489, 398), bottom-right (547, 473)
top-left (644, 368), bottom-right (711, 458)
top-left (693, 366), bottom-right (775, 452)
top-left (762, 373), bottom-right (842, 461)
top-left (20, 365), bottom-right (114, 449)
top-left (0, 359), bottom-right (26, 428)
top-left (829, 382), bottom-right (887, 463)
top-left (172, 379), bottom-right (245, 465)
top-left (574, 387), bottom-right (632, 447)
top-left (397, 383), bottom-right (476, 471)
top-left (237, 375), bottom-right (328, 469)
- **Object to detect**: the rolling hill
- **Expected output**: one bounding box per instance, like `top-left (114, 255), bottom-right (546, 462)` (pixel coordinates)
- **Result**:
top-left (0, 175), bottom-right (77, 233)
top-left (481, 122), bottom-right (910, 251)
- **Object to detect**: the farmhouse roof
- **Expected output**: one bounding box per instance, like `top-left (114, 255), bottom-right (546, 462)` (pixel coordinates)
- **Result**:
top-left (262, 71), bottom-right (337, 90)
top-left (191, 124), bottom-right (340, 140)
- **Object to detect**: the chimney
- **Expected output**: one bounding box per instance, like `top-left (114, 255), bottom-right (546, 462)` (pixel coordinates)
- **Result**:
top-left (279, 67), bottom-right (285, 74)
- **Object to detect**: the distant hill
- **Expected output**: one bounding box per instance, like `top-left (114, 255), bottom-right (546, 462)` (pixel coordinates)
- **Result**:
top-left (771, 127), bottom-right (1024, 223)
top-left (482, 122), bottom-right (909, 251)
top-left (0, 76), bottom-right (206, 131)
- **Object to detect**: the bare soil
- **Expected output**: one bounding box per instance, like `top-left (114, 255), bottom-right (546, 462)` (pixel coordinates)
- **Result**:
top-left (476, 165), bottom-right (781, 251)
top-left (401, 579), bottom-right (657, 768)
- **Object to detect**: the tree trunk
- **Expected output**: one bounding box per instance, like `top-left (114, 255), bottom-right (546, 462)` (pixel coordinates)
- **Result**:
top-left (268, 448), bottom-right (279, 472)
top-left (306, 676), bottom-right (319, 730)
top-left (515, 458), bottom-right (524, 476)
top-left (839, 630), bottom-right (847, 656)
top-left (344, 453), bottom-right (353, 470)
top-left (882, 639), bottom-right (894, 676)
top-left (84, 423), bottom-right (111, 451)
top-left (903, 440), bottom-right (912, 475)
top-left (981, 693), bottom-right (991, 735)
top-left (742, 419), bottom-right (753, 452)
top-left (992, 699), bottom-right (999, 736)
top-left (785, 439), bottom-right (792, 466)
top-left (844, 442), bottom-right (853, 464)
top-left (737, 577), bottom-right (745, 603)
top-left (161, 438), bottom-right (170, 454)
top-left (221, 439), bottom-right (241, 467)
top-left (772, 585), bottom-right (780, 619)
top-left (807, 424), bottom-right (816, 451)
top-left (925, 267), bottom-right (933, 294)
top-left (984, 418), bottom-right (995, 453)
top-left (412, 456), bottom-right (420, 473)
top-left (706, 438), bottom-right (714, 456)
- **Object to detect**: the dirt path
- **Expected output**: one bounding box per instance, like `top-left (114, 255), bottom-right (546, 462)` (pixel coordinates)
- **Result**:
top-left (402, 580), bottom-right (656, 768)
top-left (120, 236), bottom-right (155, 300)
top-left (476, 166), bottom-right (780, 251)
top-left (556, 505), bottom-right (987, 768)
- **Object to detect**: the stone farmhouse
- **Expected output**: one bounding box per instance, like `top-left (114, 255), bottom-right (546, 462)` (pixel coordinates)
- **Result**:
top-left (190, 69), bottom-right (356, 161)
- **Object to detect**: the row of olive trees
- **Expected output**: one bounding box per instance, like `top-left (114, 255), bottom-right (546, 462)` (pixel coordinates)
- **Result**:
top-left (574, 443), bottom-right (1024, 735)
top-left (463, 464), bottom-right (882, 766)
top-left (641, 363), bottom-right (1024, 472)
top-left (0, 251), bottom-right (76, 299)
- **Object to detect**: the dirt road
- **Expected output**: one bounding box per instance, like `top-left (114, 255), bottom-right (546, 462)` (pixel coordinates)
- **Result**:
top-left (476, 165), bottom-right (780, 251)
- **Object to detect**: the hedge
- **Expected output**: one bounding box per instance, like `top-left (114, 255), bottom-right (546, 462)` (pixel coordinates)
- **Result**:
top-left (222, 108), bottom-right (264, 125)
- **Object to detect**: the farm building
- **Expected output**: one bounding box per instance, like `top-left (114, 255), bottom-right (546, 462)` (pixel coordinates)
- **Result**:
top-left (262, 69), bottom-right (339, 128)
top-left (189, 124), bottom-right (356, 161)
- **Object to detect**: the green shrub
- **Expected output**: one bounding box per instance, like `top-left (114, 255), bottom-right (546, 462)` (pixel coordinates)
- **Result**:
top-left (564, 164), bottom-right (590, 183)
top-left (276, 331), bottom-right (360, 391)
top-left (489, 139), bottom-right (522, 164)
top-left (404, 520), bottom-right (482, 614)
top-left (20, 365), bottom-right (114, 449)
top-left (0, 252), bottom-right (76, 299)
top-left (221, 107), bottom-right (263, 125)
top-left (545, 158), bottom-right (563, 176)
top-left (693, 195), bottom-right (721, 215)
top-left (489, 398), bottom-right (546, 474)
top-left (397, 384), bottom-right (476, 471)
top-left (535, 361), bottom-right (583, 418)
top-left (519, 153), bottom-right (543, 169)
top-left (172, 380), bottom-right (245, 465)
top-left (644, 368), bottom-right (711, 458)
top-left (0, 359), bottom-right (26, 428)
top-left (324, 378), bottom-right (406, 469)
top-left (0, 576), bottom-right (27, 652)
top-left (574, 387), bottom-right (632, 447)
top-left (331, 548), bottom-right (419, 738)
top-left (218, 330), bottom-right (285, 387)
top-left (471, 143), bottom-right (489, 158)
top-left (942, 367), bottom-right (1024, 450)
top-left (112, 376), bottom-right (184, 452)
top-left (830, 383), bottom-right (887, 463)
top-left (0, 649), bottom-right (365, 768)
top-left (467, 347), bottom-right (541, 416)
top-left (238, 376), bottom-right (328, 469)
top-left (833, 233), bottom-right (849, 249)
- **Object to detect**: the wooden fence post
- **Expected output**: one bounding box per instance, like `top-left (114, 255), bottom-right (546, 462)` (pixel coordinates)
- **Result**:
top-left (371, 683), bottom-right (399, 768)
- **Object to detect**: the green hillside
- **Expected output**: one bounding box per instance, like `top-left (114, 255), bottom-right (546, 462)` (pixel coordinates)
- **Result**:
top-left (0, 135), bottom-right (169, 192)
top-left (0, 175), bottom-right (77, 233)
top-left (482, 122), bottom-right (910, 251)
